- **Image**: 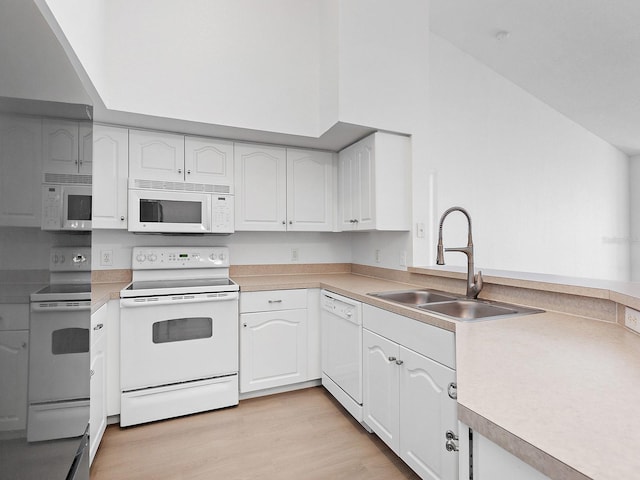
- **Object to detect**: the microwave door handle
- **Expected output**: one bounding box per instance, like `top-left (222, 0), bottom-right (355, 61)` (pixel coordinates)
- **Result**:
top-left (158, 202), bottom-right (164, 222)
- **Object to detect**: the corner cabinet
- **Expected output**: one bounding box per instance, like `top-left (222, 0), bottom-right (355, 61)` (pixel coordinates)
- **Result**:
top-left (92, 125), bottom-right (129, 229)
top-left (0, 114), bottom-right (42, 227)
top-left (234, 144), bottom-right (336, 231)
top-left (363, 304), bottom-right (458, 480)
top-left (338, 132), bottom-right (410, 231)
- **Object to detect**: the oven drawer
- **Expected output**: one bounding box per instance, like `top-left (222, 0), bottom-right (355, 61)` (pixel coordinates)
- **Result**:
top-left (240, 289), bottom-right (307, 313)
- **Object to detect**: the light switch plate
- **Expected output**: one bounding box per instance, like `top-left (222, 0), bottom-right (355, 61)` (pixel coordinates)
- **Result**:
top-left (624, 306), bottom-right (640, 334)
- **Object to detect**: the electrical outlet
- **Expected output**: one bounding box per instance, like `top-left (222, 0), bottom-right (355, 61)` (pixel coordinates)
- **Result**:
top-left (101, 249), bottom-right (113, 266)
top-left (291, 248), bottom-right (299, 262)
top-left (416, 223), bottom-right (425, 238)
top-left (375, 249), bottom-right (381, 263)
top-left (625, 307), bottom-right (640, 334)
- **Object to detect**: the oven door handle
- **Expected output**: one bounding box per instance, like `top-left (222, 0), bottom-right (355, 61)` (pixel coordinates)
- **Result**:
top-left (120, 291), bottom-right (239, 308)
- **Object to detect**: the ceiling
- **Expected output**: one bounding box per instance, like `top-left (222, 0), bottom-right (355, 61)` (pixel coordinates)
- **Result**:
top-left (429, 0), bottom-right (640, 156)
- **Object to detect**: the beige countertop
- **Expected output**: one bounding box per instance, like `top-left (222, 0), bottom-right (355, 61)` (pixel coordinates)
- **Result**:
top-left (92, 269), bottom-right (640, 479)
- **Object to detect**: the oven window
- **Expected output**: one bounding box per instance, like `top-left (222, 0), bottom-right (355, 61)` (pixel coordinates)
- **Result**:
top-left (51, 327), bottom-right (90, 355)
top-left (140, 199), bottom-right (202, 223)
top-left (67, 194), bottom-right (92, 221)
top-left (152, 317), bottom-right (213, 343)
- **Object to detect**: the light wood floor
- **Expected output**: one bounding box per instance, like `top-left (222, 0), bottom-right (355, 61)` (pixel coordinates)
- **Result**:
top-left (90, 386), bottom-right (420, 480)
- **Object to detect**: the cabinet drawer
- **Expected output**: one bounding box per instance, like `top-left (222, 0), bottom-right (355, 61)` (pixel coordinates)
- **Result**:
top-left (240, 289), bottom-right (307, 313)
top-left (0, 303), bottom-right (29, 331)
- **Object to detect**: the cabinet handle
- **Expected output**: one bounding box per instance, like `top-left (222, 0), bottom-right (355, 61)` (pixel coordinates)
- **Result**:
top-left (268, 299), bottom-right (283, 304)
top-left (445, 430), bottom-right (459, 441)
top-left (93, 323), bottom-right (104, 331)
top-left (445, 439), bottom-right (459, 452)
top-left (395, 359), bottom-right (404, 365)
top-left (178, 168), bottom-right (182, 174)
top-left (90, 369), bottom-right (95, 378)
top-left (22, 342), bottom-right (27, 349)
top-left (120, 216), bottom-right (125, 221)
top-left (187, 170), bottom-right (191, 175)
top-left (243, 323), bottom-right (247, 328)
top-left (282, 221), bottom-right (286, 225)
top-left (289, 221), bottom-right (293, 224)
top-left (447, 382), bottom-right (457, 400)
top-left (388, 356), bottom-right (397, 362)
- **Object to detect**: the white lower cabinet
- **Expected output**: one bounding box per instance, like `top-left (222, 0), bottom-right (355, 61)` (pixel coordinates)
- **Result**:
top-left (240, 290), bottom-right (309, 393)
top-left (90, 303), bottom-right (108, 464)
top-left (363, 304), bottom-right (458, 480)
top-left (0, 304), bottom-right (29, 432)
top-left (458, 422), bottom-right (550, 480)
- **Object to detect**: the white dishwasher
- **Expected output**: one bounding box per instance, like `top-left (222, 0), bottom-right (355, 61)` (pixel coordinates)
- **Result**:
top-left (321, 290), bottom-right (363, 422)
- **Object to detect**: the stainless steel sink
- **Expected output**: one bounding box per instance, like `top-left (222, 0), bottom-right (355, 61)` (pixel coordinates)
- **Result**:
top-left (367, 289), bottom-right (543, 321)
top-left (418, 300), bottom-right (517, 320)
top-left (368, 289), bottom-right (457, 306)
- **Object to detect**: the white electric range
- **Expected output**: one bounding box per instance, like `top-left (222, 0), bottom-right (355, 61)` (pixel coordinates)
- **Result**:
top-left (119, 246), bottom-right (239, 427)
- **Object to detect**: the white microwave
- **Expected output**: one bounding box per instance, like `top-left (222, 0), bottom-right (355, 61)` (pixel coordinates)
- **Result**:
top-left (128, 184), bottom-right (234, 234)
top-left (42, 184), bottom-right (92, 231)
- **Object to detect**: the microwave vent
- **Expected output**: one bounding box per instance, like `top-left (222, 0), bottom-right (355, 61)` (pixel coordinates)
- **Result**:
top-left (43, 173), bottom-right (92, 185)
top-left (132, 179), bottom-right (230, 194)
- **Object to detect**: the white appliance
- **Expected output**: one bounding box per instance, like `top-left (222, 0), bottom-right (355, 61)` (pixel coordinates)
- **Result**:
top-left (321, 290), bottom-right (363, 422)
top-left (28, 247), bottom-right (91, 442)
top-left (128, 179), bottom-right (234, 234)
top-left (42, 183), bottom-right (92, 231)
top-left (119, 246), bottom-right (239, 427)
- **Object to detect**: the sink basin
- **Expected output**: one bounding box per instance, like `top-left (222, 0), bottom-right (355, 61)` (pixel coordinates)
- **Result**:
top-left (368, 289), bottom-right (456, 306)
top-left (418, 300), bottom-right (518, 320)
top-left (368, 289), bottom-right (543, 321)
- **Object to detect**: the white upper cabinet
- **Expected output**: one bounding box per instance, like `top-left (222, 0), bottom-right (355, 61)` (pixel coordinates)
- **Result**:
top-left (129, 130), bottom-right (234, 188)
top-left (43, 119), bottom-right (92, 176)
top-left (0, 115), bottom-right (42, 227)
top-left (235, 144), bottom-right (336, 232)
top-left (128, 129), bottom-right (185, 182)
top-left (234, 143), bottom-right (287, 231)
top-left (92, 125), bottom-right (129, 229)
top-left (338, 132), bottom-right (410, 231)
top-left (286, 149), bottom-right (335, 231)
top-left (184, 136), bottom-right (234, 190)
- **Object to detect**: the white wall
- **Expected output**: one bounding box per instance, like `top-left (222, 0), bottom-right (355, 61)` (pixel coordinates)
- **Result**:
top-left (422, 34), bottom-right (630, 281)
top-left (630, 155), bottom-right (640, 280)
top-left (91, 230), bottom-right (352, 270)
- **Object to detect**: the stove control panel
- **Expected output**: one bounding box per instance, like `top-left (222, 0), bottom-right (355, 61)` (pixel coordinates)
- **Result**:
top-left (131, 246), bottom-right (230, 269)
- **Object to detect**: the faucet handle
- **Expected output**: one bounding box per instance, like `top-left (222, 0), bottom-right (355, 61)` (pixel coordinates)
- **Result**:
top-left (474, 270), bottom-right (483, 293)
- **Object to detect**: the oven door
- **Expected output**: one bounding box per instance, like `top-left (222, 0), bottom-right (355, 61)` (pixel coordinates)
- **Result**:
top-left (62, 185), bottom-right (92, 231)
top-left (29, 301), bottom-right (91, 402)
top-left (128, 188), bottom-right (212, 233)
top-left (120, 292), bottom-right (238, 391)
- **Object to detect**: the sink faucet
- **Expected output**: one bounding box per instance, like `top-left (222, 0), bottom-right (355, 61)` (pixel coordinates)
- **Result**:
top-left (436, 206), bottom-right (483, 299)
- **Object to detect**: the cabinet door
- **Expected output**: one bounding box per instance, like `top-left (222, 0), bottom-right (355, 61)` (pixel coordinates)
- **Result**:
top-left (0, 330), bottom-right (28, 431)
top-left (78, 122), bottom-right (93, 175)
top-left (43, 119), bottom-right (79, 175)
top-left (286, 149), bottom-right (335, 231)
top-left (90, 304), bottom-right (107, 463)
top-left (338, 143), bottom-right (357, 230)
top-left (353, 136), bottom-right (375, 230)
top-left (399, 346), bottom-right (457, 480)
top-left (240, 309), bottom-right (307, 392)
top-left (184, 136), bottom-right (234, 189)
top-left (92, 125), bottom-right (129, 229)
top-left (0, 115), bottom-right (42, 227)
top-left (234, 143), bottom-right (287, 231)
top-left (363, 328), bottom-right (400, 454)
top-left (129, 129), bottom-right (185, 182)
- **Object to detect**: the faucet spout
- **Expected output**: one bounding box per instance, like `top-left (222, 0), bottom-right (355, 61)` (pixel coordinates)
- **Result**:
top-left (436, 206), bottom-right (483, 299)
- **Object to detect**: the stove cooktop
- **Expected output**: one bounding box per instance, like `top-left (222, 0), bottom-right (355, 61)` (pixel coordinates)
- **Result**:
top-left (30, 283), bottom-right (92, 302)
